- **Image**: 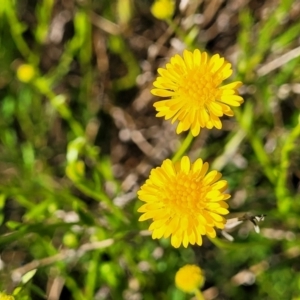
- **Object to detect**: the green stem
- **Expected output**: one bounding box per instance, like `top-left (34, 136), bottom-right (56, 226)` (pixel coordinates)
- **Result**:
top-left (194, 289), bottom-right (205, 300)
top-left (165, 18), bottom-right (188, 45)
top-left (234, 108), bottom-right (276, 184)
top-left (5, 1), bottom-right (38, 65)
top-left (276, 114), bottom-right (300, 213)
top-left (75, 182), bottom-right (128, 224)
top-left (248, 132), bottom-right (276, 183)
top-left (34, 78), bottom-right (85, 137)
top-left (172, 131), bottom-right (194, 162)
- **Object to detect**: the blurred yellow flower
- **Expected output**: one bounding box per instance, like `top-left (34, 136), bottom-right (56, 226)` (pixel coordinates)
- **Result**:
top-left (0, 292), bottom-right (15, 300)
top-left (17, 64), bottom-right (35, 83)
top-left (175, 264), bottom-right (205, 293)
top-left (151, 0), bottom-right (175, 20)
top-left (137, 156), bottom-right (230, 248)
top-left (152, 49), bottom-right (243, 136)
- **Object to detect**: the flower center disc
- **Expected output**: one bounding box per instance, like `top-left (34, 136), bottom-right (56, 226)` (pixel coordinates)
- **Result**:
top-left (178, 68), bottom-right (221, 108)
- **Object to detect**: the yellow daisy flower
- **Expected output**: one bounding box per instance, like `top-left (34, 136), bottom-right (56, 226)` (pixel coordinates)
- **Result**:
top-left (175, 264), bottom-right (205, 293)
top-left (151, 49), bottom-right (244, 136)
top-left (137, 156), bottom-right (230, 248)
top-left (0, 292), bottom-right (15, 300)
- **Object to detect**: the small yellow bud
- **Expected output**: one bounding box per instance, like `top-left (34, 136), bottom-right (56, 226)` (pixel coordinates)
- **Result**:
top-left (66, 160), bottom-right (85, 182)
top-left (175, 264), bottom-right (205, 293)
top-left (151, 0), bottom-right (175, 20)
top-left (63, 232), bottom-right (78, 248)
top-left (16, 64), bottom-right (35, 83)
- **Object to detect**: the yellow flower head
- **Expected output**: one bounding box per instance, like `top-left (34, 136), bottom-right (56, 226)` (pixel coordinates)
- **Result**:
top-left (151, 0), bottom-right (175, 20)
top-left (17, 64), bottom-right (35, 83)
top-left (137, 156), bottom-right (230, 248)
top-left (152, 49), bottom-right (243, 136)
top-left (175, 264), bottom-right (205, 293)
top-left (0, 292), bottom-right (15, 300)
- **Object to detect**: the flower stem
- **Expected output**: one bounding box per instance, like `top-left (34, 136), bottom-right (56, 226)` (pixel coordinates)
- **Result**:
top-left (194, 289), bottom-right (205, 300)
top-left (276, 114), bottom-right (300, 213)
top-left (165, 18), bottom-right (187, 44)
top-left (172, 131), bottom-right (194, 162)
top-left (34, 78), bottom-right (85, 137)
top-left (4, 0), bottom-right (38, 65)
top-left (234, 105), bottom-right (276, 184)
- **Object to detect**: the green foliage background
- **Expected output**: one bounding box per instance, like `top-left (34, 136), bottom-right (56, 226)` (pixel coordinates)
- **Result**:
top-left (0, 0), bottom-right (300, 299)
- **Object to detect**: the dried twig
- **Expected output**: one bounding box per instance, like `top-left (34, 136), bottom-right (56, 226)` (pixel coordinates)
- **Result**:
top-left (10, 238), bottom-right (114, 285)
top-left (257, 46), bottom-right (300, 76)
